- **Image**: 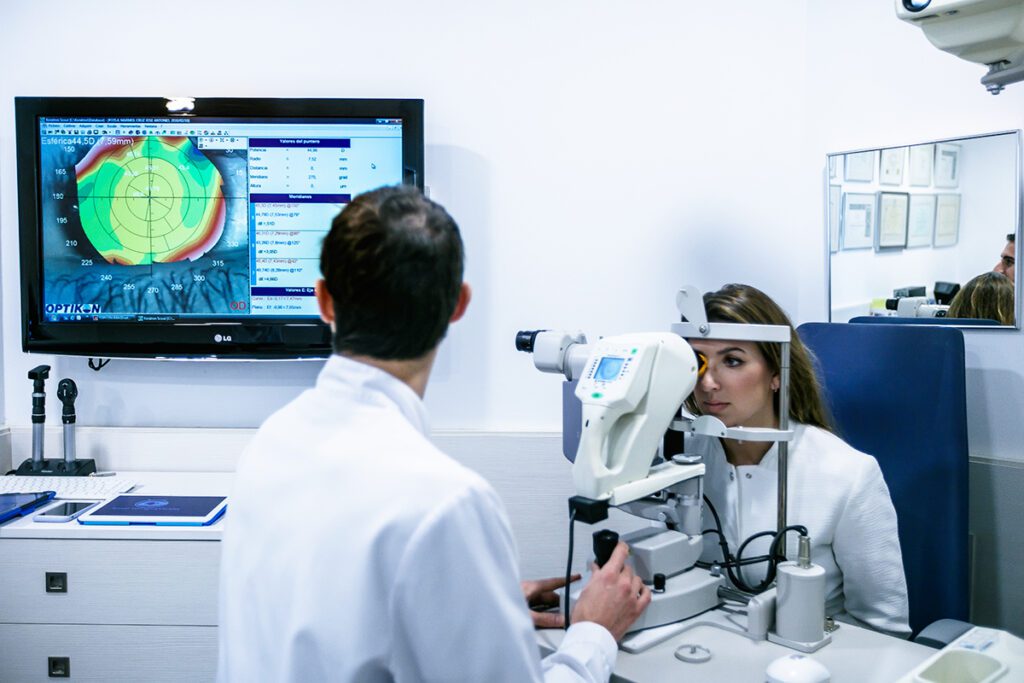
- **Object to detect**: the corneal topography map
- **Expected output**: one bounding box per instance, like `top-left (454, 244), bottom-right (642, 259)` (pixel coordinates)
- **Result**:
top-left (74, 136), bottom-right (226, 265)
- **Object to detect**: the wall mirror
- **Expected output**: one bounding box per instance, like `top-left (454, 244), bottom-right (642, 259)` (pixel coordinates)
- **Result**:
top-left (826, 130), bottom-right (1021, 328)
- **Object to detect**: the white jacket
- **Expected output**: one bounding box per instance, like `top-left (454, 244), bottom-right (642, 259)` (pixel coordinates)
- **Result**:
top-left (687, 423), bottom-right (911, 638)
top-left (218, 354), bottom-right (617, 682)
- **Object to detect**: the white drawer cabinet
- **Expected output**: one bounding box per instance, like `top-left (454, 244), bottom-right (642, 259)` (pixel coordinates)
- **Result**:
top-left (0, 537), bottom-right (221, 681)
top-left (0, 473), bottom-right (230, 682)
top-left (0, 538), bottom-right (219, 626)
top-left (0, 624), bottom-right (217, 682)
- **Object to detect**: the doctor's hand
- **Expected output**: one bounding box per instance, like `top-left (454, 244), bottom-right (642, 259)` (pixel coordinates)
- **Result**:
top-left (570, 542), bottom-right (650, 642)
top-left (521, 574), bottom-right (580, 629)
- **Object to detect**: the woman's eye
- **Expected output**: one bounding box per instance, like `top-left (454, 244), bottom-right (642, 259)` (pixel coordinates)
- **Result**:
top-left (724, 356), bottom-right (743, 367)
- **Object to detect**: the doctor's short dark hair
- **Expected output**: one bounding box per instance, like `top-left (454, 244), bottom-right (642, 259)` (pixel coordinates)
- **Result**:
top-left (320, 185), bottom-right (465, 360)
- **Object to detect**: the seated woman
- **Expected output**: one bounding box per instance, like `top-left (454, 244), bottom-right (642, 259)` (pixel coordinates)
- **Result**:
top-left (684, 283), bottom-right (910, 638)
top-left (947, 272), bottom-right (1014, 325)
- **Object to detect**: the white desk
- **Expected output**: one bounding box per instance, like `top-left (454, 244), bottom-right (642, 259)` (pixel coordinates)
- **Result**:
top-left (539, 608), bottom-right (935, 682)
top-left (0, 472), bottom-right (231, 682)
top-left (1, 471), bottom-right (937, 682)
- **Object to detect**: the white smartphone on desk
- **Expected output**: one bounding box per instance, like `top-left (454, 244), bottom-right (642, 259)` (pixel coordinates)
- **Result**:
top-left (34, 501), bottom-right (98, 523)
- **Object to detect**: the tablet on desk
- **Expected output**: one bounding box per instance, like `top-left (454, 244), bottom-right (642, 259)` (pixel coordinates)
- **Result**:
top-left (77, 495), bottom-right (227, 526)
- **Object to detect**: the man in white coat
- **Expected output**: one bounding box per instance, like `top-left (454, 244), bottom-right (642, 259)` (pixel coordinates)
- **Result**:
top-left (218, 185), bottom-right (650, 682)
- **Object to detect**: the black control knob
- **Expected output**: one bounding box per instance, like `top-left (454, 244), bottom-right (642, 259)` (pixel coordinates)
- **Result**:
top-left (593, 529), bottom-right (619, 568)
top-left (653, 573), bottom-right (666, 593)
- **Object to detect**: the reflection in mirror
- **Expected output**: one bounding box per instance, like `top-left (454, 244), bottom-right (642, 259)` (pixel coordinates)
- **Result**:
top-left (827, 131), bottom-right (1021, 328)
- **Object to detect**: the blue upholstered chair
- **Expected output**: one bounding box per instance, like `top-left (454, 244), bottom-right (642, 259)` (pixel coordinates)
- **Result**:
top-left (796, 322), bottom-right (970, 637)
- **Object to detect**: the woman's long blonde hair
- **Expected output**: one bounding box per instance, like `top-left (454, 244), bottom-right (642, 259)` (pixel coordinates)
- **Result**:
top-left (685, 283), bottom-right (833, 431)
top-left (948, 272), bottom-right (1014, 325)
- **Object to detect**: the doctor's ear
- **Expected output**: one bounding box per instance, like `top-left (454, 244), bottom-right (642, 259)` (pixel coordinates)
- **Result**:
top-left (771, 376), bottom-right (780, 393)
top-left (449, 282), bottom-right (471, 323)
top-left (315, 280), bottom-right (335, 325)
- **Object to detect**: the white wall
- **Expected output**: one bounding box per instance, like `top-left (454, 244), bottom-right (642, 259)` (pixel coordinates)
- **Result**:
top-left (1, 0), bottom-right (1024, 464)
top-left (0, 0), bottom-right (809, 433)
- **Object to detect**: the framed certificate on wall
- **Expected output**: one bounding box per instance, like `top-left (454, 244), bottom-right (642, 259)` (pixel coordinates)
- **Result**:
top-left (906, 194), bottom-right (936, 248)
top-left (841, 193), bottom-right (876, 250)
top-left (879, 147), bottom-right (906, 186)
top-left (844, 151), bottom-right (876, 182)
top-left (934, 194), bottom-right (961, 247)
top-left (909, 144), bottom-right (934, 186)
top-left (829, 184), bottom-right (841, 253)
top-left (934, 143), bottom-right (960, 188)
top-left (876, 192), bottom-right (909, 250)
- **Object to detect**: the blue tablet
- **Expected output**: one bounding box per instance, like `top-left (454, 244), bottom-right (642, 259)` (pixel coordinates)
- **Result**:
top-left (0, 491), bottom-right (56, 524)
top-left (77, 495), bottom-right (227, 526)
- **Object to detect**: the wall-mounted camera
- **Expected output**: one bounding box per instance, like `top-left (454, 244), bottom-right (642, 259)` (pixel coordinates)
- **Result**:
top-left (896, 0), bottom-right (1024, 94)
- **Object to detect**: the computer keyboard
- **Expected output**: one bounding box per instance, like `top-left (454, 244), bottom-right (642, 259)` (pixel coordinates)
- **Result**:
top-left (0, 475), bottom-right (137, 499)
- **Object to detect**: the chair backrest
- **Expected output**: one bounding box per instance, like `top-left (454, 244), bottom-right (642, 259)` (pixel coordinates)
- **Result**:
top-left (849, 315), bottom-right (1001, 326)
top-left (796, 322), bottom-right (970, 635)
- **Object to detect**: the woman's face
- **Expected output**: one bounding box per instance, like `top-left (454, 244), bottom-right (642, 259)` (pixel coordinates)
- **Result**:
top-left (689, 339), bottom-right (778, 429)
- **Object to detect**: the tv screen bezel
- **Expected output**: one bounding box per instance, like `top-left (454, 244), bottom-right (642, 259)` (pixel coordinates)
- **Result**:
top-left (15, 96), bottom-right (424, 359)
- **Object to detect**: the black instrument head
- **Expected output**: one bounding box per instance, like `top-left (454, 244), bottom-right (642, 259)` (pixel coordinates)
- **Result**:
top-left (57, 378), bottom-right (78, 403)
top-left (28, 364), bottom-right (50, 381)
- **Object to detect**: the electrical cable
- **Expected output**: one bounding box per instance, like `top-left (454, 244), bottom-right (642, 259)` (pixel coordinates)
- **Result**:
top-left (702, 495), bottom-right (732, 570)
top-left (735, 530), bottom-right (779, 589)
top-left (701, 494), bottom-right (808, 593)
top-left (564, 507), bottom-right (577, 630)
top-left (88, 358), bottom-right (111, 371)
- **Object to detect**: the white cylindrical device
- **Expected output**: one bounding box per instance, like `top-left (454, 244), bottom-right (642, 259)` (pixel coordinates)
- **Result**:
top-left (775, 536), bottom-right (826, 645)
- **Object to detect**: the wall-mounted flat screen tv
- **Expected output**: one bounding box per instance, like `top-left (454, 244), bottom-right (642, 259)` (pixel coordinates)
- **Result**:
top-left (16, 96), bottom-right (424, 358)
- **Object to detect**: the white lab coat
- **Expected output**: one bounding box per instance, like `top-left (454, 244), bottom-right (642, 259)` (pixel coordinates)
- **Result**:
top-left (218, 354), bottom-right (617, 683)
top-left (687, 423), bottom-right (911, 638)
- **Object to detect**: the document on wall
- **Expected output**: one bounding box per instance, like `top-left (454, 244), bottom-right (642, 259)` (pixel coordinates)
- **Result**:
top-left (829, 185), bottom-right (841, 253)
top-left (879, 148), bottom-right (906, 186)
top-left (841, 193), bottom-right (875, 250)
top-left (906, 194), bottom-right (936, 248)
top-left (934, 194), bottom-right (961, 247)
top-left (934, 143), bottom-right (960, 188)
top-left (844, 151), bottom-right (876, 182)
top-left (909, 144), bottom-right (934, 186)
top-left (877, 192), bottom-right (909, 248)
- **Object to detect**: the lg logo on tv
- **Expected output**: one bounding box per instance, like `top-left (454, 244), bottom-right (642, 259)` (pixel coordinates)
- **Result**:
top-left (214, 334), bottom-right (233, 343)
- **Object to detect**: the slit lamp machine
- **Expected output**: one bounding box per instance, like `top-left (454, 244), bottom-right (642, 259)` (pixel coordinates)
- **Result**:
top-left (516, 286), bottom-right (830, 654)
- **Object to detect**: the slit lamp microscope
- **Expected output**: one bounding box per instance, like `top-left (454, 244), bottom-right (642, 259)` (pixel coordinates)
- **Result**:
top-left (516, 285), bottom-right (831, 654)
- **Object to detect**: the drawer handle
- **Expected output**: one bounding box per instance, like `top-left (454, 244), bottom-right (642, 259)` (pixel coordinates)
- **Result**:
top-left (48, 656), bottom-right (70, 677)
top-left (45, 572), bottom-right (67, 593)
